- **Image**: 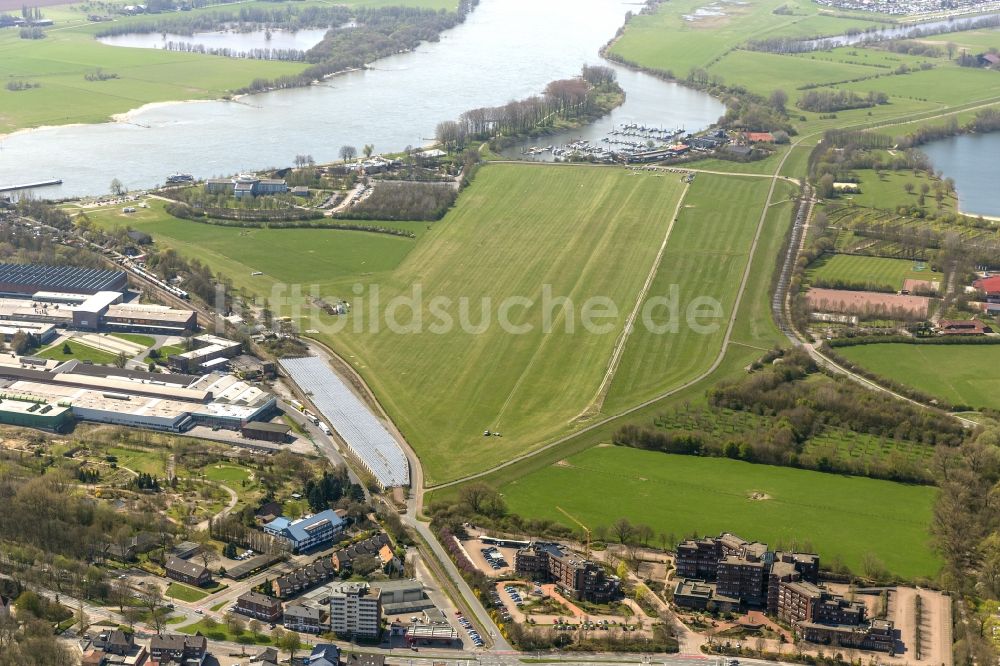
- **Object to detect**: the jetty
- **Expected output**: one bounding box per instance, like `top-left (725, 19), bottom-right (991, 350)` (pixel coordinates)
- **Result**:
top-left (0, 179), bottom-right (63, 193)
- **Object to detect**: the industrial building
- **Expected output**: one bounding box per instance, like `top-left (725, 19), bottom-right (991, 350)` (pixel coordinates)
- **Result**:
top-left (168, 333), bottom-right (242, 372)
top-left (0, 320), bottom-right (56, 344)
top-left (103, 302), bottom-right (197, 334)
top-left (0, 357), bottom-right (276, 433)
top-left (0, 292), bottom-right (195, 335)
top-left (0, 263), bottom-right (127, 297)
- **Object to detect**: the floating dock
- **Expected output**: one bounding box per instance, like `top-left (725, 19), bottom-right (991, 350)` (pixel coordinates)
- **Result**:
top-left (0, 179), bottom-right (62, 193)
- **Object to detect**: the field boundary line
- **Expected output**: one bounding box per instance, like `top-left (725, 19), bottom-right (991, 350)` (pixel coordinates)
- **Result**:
top-left (579, 180), bottom-right (691, 418)
top-left (429, 155), bottom-right (796, 491)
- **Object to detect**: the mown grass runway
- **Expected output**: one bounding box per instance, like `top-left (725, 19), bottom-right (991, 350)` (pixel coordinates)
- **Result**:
top-left (319, 164), bottom-right (689, 484)
top-left (502, 446), bottom-right (940, 580)
top-left (603, 175), bottom-right (773, 412)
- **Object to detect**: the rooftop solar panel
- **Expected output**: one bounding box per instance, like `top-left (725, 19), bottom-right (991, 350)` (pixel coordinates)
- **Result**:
top-left (280, 357), bottom-right (409, 488)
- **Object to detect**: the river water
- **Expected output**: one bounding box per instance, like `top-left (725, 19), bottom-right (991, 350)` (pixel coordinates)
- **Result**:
top-left (922, 133), bottom-right (1000, 218)
top-left (0, 0), bottom-right (725, 199)
top-left (800, 11), bottom-right (1000, 48)
top-left (97, 27), bottom-right (329, 53)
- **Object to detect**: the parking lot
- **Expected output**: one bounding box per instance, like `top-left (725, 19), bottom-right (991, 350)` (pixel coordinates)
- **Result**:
top-left (455, 610), bottom-right (485, 647)
top-left (460, 538), bottom-right (517, 577)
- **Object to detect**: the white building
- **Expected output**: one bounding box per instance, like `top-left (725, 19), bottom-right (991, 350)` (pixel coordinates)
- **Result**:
top-left (329, 583), bottom-right (381, 639)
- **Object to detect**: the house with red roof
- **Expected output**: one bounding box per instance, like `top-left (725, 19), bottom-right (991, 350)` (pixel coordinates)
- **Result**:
top-left (745, 132), bottom-right (774, 143)
top-left (938, 320), bottom-right (992, 335)
top-left (973, 275), bottom-right (1000, 299)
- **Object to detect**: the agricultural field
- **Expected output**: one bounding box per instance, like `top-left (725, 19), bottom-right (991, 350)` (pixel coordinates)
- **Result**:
top-left (806, 254), bottom-right (943, 291)
top-left (837, 343), bottom-right (1000, 410)
top-left (501, 446), bottom-right (940, 580)
top-left (317, 163), bottom-right (689, 484)
top-left (602, 175), bottom-right (773, 412)
top-left (607, 0), bottom-right (886, 79)
top-left (709, 50), bottom-right (878, 97)
top-left (842, 65), bottom-right (1000, 106)
top-left (924, 29), bottom-right (1000, 54)
top-left (85, 199), bottom-right (422, 296)
top-left (37, 339), bottom-right (119, 365)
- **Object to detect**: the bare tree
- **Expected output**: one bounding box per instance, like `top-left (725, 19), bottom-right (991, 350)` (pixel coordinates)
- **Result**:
top-left (141, 585), bottom-right (165, 634)
top-left (110, 178), bottom-right (125, 196)
top-left (339, 145), bottom-right (357, 162)
top-left (612, 518), bottom-right (634, 545)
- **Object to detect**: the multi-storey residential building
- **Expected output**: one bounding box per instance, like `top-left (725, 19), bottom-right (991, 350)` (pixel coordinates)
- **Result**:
top-left (234, 592), bottom-right (283, 623)
top-left (675, 537), bottom-right (722, 579)
top-left (515, 542), bottom-right (620, 603)
top-left (329, 583), bottom-right (382, 639)
top-left (284, 604), bottom-right (323, 633)
top-left (263, 509), bottom-right (345, 554)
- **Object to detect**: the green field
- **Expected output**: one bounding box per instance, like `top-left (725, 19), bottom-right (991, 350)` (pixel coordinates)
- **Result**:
top-left (846, 168), bottom-right (958, 213)
top-left (111, 333), bottom-right (156, 348)
top-left (165, 582), bottom-right (209, 602)
top-left (86, 200), bottom-right (421, 296)
top-left (603, 175), bottom-right (772, 411)
top-left (806, 254), bottom-right (943, 291)
top-left (608, 0), bottom-right (887, 81)
top-left (502, 446), bottom-right (940, 580)
top-left (104, 446), bottom-right (168, 476)
top-left (316, 163), bottom-right (688, 484)
top-left (37, 340), bottom-right (119, 365)
top-left (200, 463), bottom-right (254, 485)
top-left (838, 343), bottom-right (1000, 410)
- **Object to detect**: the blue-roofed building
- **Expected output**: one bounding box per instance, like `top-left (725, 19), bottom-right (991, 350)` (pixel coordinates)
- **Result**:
top-left (307, 644), bottom-right (341, 666)
top-left (263, 509), bottom-right (345, 553)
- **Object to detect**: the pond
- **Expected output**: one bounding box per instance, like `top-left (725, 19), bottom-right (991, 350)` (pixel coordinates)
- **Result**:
top-left (922, 132), bottom-right (1000, 218)
top-left (97, 27), bottom-right (330, 54)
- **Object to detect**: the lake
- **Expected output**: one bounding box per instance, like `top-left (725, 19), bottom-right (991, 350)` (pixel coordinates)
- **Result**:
top-left (922, 132), bottom-right (1000, 218)
top-left (0, 0), bottom-right (725, 199)
top-left (97, 27), bottom-right (330, 54)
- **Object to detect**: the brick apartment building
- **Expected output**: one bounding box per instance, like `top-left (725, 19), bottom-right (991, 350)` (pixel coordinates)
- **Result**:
top-left (515, 542), bottom-right (620, 603)
top-left (235, 591), bottom-right (283, 623)
top-left (164, 556), bottom-right (211, 587)
top-left (673, 533), bottom-right (894, 653)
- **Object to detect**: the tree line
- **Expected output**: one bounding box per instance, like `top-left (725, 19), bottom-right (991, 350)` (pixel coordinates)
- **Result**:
top-left (614, 347), bottom-right (966, 482)
top-left (335, 181), bottom-right (456, 222)
top-left (435, 65), bottom-right (621, 148)
top-left (798, 89), bottom-right (888, 113)
top-left (238, 3), bottom-right (479, 94)
top-left (158, 41), bottom-right (308, 61)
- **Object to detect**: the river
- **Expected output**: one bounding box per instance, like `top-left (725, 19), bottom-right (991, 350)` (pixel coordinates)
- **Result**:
top-left (97, 27), bottom-right (329, 53)
top-left (922, 133), bottom-right (1000, 218)
top-left (0, 0), bottom-right (725, 199)
top-left (797, 11), bottom-right (1000, 49)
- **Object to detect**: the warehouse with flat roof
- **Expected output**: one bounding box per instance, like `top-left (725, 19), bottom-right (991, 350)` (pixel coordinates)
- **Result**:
top-left (0, 263), bottom-right (127, 296)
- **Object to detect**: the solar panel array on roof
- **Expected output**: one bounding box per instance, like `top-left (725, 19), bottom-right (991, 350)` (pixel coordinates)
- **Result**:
top-left (0, 263), bottom-right (127, 295)
top-left (280, 357), bottom-right (409, 488)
